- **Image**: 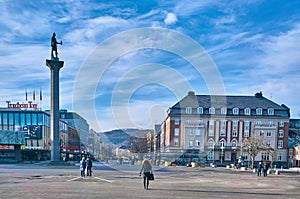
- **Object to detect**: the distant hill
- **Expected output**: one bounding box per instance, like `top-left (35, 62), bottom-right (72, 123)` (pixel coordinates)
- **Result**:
top-left (97, 128), bottom-right (152, 146)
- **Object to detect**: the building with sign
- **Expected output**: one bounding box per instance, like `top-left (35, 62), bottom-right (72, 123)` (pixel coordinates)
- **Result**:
top-left (0, 102), bottom-right (81, 162)
top-left (160, 91), bottom-right (290, 167)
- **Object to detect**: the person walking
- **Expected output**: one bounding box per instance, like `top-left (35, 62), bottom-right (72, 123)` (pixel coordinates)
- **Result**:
top-left (86, 157), bottom-right (93, 176)
top-left (139, 158), bottom-right (153, 190)
top-left (263, 162), bottom-right (269, 177)
top-left (80, 157), bottom-right (86, 177)
top-left (257, 161), bottom-right (263, 176)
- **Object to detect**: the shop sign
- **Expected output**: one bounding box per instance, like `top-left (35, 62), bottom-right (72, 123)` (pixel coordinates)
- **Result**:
top-left (6, 101), bottom-right (38, 109)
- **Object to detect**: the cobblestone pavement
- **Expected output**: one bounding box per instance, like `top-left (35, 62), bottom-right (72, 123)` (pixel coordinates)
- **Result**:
top-left (0, 163), bottom-right (299, 199)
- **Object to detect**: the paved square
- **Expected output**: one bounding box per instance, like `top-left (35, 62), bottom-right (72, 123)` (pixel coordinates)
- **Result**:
top-left (0, 163), bottom-right (299, 199)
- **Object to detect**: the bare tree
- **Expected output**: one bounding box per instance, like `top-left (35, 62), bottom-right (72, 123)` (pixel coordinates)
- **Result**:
top-left (127, 137), bottom-right (148, 160)
top-left (242, 136), bottom-right (268, 169)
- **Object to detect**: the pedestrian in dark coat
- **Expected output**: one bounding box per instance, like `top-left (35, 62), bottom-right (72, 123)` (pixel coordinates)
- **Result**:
top-left (257, 161), bottom-right (263, 176)
top-left (263, 162), bottom-right (269, 177)
top-left (86, 157), bottom-right (93, 176)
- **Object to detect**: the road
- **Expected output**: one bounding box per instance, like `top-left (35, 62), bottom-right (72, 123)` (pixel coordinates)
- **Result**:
top-left (0, 162), bottom-right (299, 199)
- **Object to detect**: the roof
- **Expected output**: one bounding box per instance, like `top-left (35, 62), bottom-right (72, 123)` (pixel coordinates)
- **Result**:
top-left (169, 91), bottom-right (290, 117)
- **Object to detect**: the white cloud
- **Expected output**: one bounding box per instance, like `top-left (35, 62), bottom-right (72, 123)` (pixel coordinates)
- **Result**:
top-left (164, 13), bottom-right (177, 25)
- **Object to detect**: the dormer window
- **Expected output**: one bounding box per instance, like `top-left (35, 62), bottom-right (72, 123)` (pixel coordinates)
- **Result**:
top-left (197, 107), bottom-right (203, 114)
top-left (244, 108), bottom-right (251, 115)
top-left (186, 107), bottom-right (192, 114)
top-left (221, 107), bottom-right (227, 115)
top-left (256, 108), bottom-right (262, 115)
top-left (233, 108), bottom-right (239, 115)
top-left (268, 108), bottom-right (274, 115)
top-left (209, 107), bottom-right (215, 114)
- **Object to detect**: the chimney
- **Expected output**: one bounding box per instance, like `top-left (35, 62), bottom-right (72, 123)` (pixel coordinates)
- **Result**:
top-left (188, 91), bottom-right (195, 96)
top-left (255, 91), bottom-right (263, 98)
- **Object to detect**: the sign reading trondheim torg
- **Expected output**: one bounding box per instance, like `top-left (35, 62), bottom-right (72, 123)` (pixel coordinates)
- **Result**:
top-left (6, 101), bottom-right (38, 109)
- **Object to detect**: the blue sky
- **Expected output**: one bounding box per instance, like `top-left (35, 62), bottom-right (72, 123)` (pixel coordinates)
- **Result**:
top-left (1, 0), bottom-right (300, 132)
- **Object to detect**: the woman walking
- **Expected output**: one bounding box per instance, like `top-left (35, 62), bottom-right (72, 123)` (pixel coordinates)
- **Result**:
top-left (80, 157), bottom-right (86, 177)
top-left (139, 158), bottom-right (153, 190)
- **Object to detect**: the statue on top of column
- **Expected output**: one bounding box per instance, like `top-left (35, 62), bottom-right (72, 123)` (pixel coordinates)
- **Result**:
top-left (51, 32), bottom-right (62, 60)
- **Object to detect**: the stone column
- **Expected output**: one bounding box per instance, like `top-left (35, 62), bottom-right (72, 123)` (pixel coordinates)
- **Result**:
top-left (46, 59), bottom-right (64, 162)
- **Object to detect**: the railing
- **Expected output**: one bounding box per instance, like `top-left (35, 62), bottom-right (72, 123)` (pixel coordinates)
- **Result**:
top-left (204, 145), bottom-right (241, 150)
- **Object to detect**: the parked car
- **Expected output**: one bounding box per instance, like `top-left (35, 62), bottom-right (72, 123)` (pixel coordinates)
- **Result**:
top-left (122, 157), bottom-right (130, 164)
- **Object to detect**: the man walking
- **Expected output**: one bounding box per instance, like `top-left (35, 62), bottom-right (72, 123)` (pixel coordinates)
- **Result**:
top-left (86, 157), bottom-right (93, 176)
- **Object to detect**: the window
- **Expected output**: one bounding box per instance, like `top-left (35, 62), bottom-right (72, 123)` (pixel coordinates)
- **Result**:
top-left (32, 113), bottom-right (37, 125)
top-left (268, 120), bottom-right (273, 126)
top-left (209, 129), bottom-right (214, 136)
top-left (208, 139), bottom-right (214, 148)
top-left (174, 118), bottom-right (180, 125)
top-left (279, 120), bottom-right (284, 127)
top-left (186, 107), bottom-right (192, 114)
top-left (207, 151), bottom-right (213, 160)
top-left (233, 120), bottom-right (238, 126)
top-left (232, 140), bottom-right (237, 147)
top-left (244, 130), bottom-right (249, 137)
top-left (277, 152), bottom-right (282, 161)
top-left (188, 128), bottom-right (193, 135)
top-left (195, 129), bottom-right (201, 136)
top-left (209, 120), bottom-right (214, 136)
top-left (174, 138), bottom-right (179, 146)
top-left (266, 131), bottom-right (272, 137)
top-left (209, 107), bottom-right (215, 114)
top-left (233, 108), bottom-right (239, 115)
top-left (14, 113), bottom-right (20, 126)
top-left (197, 107), bottom-right (203, 114)
top-left (3, 113), bottom-right (7, 125)
top-left (221, 120), bottom-right (226, 126)
top-left (189, 140), bottom-right (194, 147)
top-left (244, 108), bottom-right (251, 115)
top-left (220, 140), bottom-right (225, 148)
top-left (244, 120), bottom-right (250, 127)
top-left (278, 140), bottom-right (283, 148)
top-left (20, 113), bottom-right (25, 126)
top-left (221, 107), bottom-right (227, 115)
top-left (268, 108), bottom-right (274, 115)
top-left (198, 119), bottom-right (203, 125)
top-left (26, 113), bottom-right (31, 125)
top-left (260, 131), bottom-right (264, 136)
top-left (195, 140), bottom-right (200, 147)
top-left (289, 149), bottom-right (293, 157)
top-left (266, 140), bottom-right (271, 147)
top-left (174, 128), bottom-right (179, 136)
top-left (220, 129), bottom-right (226, 136)
top-left (185, 119), bottom-right (191, 125)
top-left (232, 130), bottom-right (237, 137)
top-left (278, 130), bottom-right (284, 137)
top-left (256, 108), bottom-right (262, 115)
top-left (256, 120), bottom-right (262, 125)
top-left (38, 113), bottom-right (43, 125)
top-left (8, 113), bottom-right (14, 125)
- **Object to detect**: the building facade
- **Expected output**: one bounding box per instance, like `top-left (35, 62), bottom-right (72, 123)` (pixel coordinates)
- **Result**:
top-left (60, 109), bottom-right (89, 149)
top-left (0, 102), bottom-right (81, 161)
top-left (288, 119), bottom-right (300, 167)
top-left (160, 91), bottom-right (290, 167)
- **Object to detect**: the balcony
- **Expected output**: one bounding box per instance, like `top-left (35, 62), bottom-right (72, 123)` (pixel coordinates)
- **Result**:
top-left (204, 145), bottom-right (240, 151)
top-left (254, 124), bottom-right (277, 130)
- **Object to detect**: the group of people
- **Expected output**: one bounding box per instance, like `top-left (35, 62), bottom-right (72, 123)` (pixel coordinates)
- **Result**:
top-left (79, 157), bottom-right (93, 177)
top-left (257, 161), bottom-right (270, 177)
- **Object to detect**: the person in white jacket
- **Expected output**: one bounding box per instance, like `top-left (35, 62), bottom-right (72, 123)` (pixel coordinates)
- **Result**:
top-left (139, 158), bottom-right (153, 190)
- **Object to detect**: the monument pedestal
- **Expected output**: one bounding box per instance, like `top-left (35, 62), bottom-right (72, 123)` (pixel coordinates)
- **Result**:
top-left (46, 59), bottom-right (64, 162)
